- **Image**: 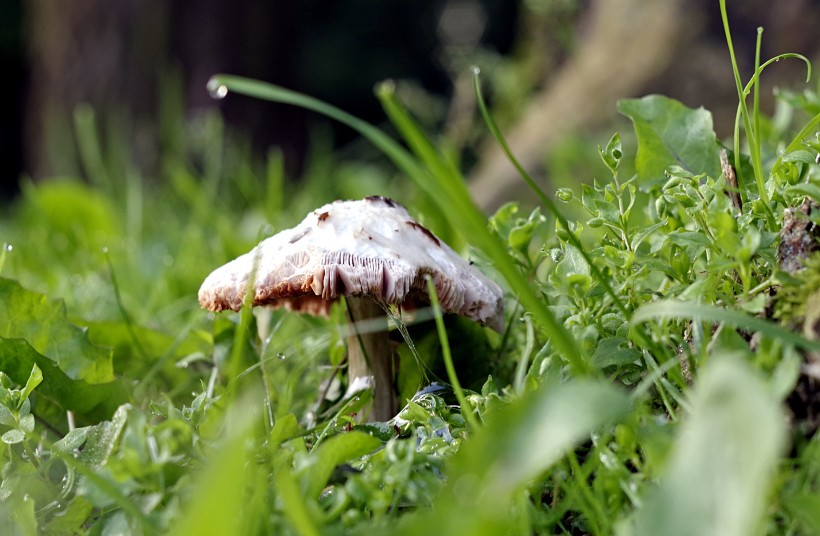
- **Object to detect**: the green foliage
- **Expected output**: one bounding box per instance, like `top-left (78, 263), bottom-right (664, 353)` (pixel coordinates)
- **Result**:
top-left (618, 95), bottom-right (722, 187)
top-left (628, 356), bottom-right (785, 536)
top-left (1, 7), bottom-right (819, 535)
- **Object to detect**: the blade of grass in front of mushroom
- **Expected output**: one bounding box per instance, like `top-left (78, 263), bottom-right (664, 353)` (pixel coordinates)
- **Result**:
top-left (425, 275), bottom-right (480, 430)
top-left (374, 83), bottom-right (592, 377)
top-left (471, 68), bottom-right (628, 318)
top-left (210, 74), bottom-right (592, 377)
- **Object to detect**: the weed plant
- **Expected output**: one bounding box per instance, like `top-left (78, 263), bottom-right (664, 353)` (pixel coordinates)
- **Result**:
top-left (1, 4), bottom-right (819, 535)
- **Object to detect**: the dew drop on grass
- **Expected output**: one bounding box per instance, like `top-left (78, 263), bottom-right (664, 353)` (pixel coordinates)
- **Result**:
top-left (207, 78), bottom-right (229, 100)
top-left (276, 352), bottom-right (286, 360)
top-left (4, 244), bottom-right (11, 252)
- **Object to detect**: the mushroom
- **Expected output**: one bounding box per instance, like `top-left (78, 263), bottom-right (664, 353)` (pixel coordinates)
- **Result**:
top-left (198, 195), bottom-right (504, 421)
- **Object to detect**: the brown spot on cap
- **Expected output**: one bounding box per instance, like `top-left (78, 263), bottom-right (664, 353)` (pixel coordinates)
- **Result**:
top-left (318, 211), bottom-right (329, 222)
top-left (406, 221), bottom-right (440, 247)
top-left (364, 195), bottom-right (399, 208)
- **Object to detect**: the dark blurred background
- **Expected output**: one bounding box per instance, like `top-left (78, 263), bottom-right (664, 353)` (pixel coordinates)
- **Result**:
top-left (2, 0), bottom-right (819, 207)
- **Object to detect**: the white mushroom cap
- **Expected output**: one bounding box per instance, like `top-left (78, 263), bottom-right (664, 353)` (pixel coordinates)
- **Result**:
top-left (198, 196), bottom-right (504, 331)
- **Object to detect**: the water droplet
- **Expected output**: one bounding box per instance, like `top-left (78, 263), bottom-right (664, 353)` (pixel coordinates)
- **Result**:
top-left (4, 244), bottom-right (11, 252)
top-left (101, 246), bottom-right (109, 254)
top-left (207, 78), bottom-right (228, 100)
top-left (276, 352), bottom-right (286, 360)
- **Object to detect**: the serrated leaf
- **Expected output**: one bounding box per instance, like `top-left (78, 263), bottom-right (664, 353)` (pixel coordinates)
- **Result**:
top-left (0, 338), bottom-right (127, 422)
top-left (618, 95), bottom-right (721, 186)
top-left (0, 278), bottom-right (113, 383)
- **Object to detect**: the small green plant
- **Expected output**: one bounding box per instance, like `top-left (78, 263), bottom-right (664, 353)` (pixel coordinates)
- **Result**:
top-left (0, 3), bottom-right (819, 535)
top-left (0, 365), bottom-right (42, 458)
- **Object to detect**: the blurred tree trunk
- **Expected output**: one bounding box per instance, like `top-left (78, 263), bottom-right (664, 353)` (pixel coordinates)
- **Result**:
top-left (26, 0), bottom-right (171, 178)
top-left (24, 0), bottom-right (308, 180)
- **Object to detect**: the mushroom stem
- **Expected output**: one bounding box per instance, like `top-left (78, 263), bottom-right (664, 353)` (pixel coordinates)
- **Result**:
top-left (346, 296), bottom-right (397, 421)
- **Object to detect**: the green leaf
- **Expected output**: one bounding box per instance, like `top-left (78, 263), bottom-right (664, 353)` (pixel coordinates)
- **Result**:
top-left (2, 428), bottom-right (25, 444)
top-left (592, 337), bottom-right (641, 368)
top-left (18, 413), bottom-right (34, 434)
top-left (787, 493), bottom-right (820, 533)
top-left (787, 182), bottom-right (820, 203)
top-left (0, 338), bottom-right (127, 422)
top-left (20, 364), bottom-right (42, 402)
top-left (599, 132), bottom-right (623, 176)
top-left (0, 278), bottom-right (113, 383)
top-left (618, 95), bottom-right (721, 186)
top-left (630, 356), bottom-right (786, 536)
top-left (301, 431), bottom-right (382, 498)
top-left (455, 380), bottom-right (629, 496)
top-left (398, 380), bottom-right (630, 535)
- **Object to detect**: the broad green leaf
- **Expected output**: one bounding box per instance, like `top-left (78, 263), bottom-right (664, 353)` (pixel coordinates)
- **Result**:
top-left (628, 356), bottom-right (786, 536)
top-left (398, 380), bottom-right (630, 535)
top-left (469, 380), bottom-right (629, 495)
top-left (270, 413), bottom-right (301, 448)
top-left (0, 492), bottom-right (37, 536)
top-left (0, 278), bottom-right (113, 383)
top-left (2, 428), bottom-right (25, 444)
top-left (618, 95), bottom-right (721, 186)
top-left (0, 338), bottom-right (127, 422)
top-left (84, 320), bottom-right (203, 385)
top-left (593, 337), bottom-right (641, 368)
top-left (170, 401), bottom-right (262, 536)
top-left (301, 431), bottom-right (382, 498)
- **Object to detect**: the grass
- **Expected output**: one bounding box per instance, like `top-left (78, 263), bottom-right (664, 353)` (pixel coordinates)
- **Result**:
top-left (1, 7), bottom-right (820, 535)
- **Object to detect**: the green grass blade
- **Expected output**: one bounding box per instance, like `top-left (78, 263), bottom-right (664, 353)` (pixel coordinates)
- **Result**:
top-left (207, 75), bottom-right (425, 182)
top-left (376, 83), bottom-right (591, 376)
top-left (472, 67), bottom-right (628, 318)
top-left (631, 300), bottom-right (820, 352)
top-left (425, 275), bottom-right (480, 429)
top-left (631, 356), bottom-right (786, 536)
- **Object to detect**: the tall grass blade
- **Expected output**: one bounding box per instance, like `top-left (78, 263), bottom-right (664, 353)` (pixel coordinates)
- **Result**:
top-left (632, 300), bottom-right (820, 352)
top-left (630, 356), bottom-right (785, 536)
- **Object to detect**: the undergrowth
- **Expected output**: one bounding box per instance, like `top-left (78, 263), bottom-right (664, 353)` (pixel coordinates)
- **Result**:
top-left (1, 4), bottom-right (819, 535)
